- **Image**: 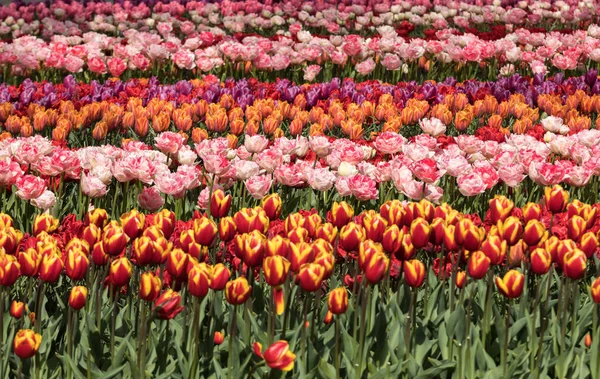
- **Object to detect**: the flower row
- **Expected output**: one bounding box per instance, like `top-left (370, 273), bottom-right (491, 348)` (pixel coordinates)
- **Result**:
top-left (3, 0), bottom-right (599, 42)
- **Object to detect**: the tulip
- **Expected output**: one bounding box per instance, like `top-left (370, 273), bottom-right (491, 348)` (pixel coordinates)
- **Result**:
top-left (39, 253), bottom-right (62, 283)
top-left (403, 259), bottom-right (426, 287)
top-left (585, 333), bottom-right (592, 348)
top-left (467, 251), bottom-right (491, 280)
top-left (339, 222), bottom-right (365, 252)
top-left (314, 223), bottom-right (338, 244)
top-left (165, 248), bottom-right (189, 281)
top-left (429, 217), bottom-right (446, 245)
top-left (382, 225), bottom-right (402, 255)
top-left (530, 248), bottom-right (552, 275)
top-left (481, 235), bottom-right (507, 265)
top-left (109, 257), bottom-right (132, 287)
top-left (188, 263), bottom-right (212, 298)
top-left (579, 232), bottom-right (598, 258)
top-left (32, 214), bottom-right (59, 236)
top-left (522, 203), bottom-right (542, 223)
top-left (0, 227), bottom-right (23, 255)
top-left (65, 249), bottom-right (90, 281)
top-left (591, 277), bottom-right (600, 303)
top-left (497, 216), bottom-right (523, 246)
top-left (68, 286), bottom-right (88, 310)
top-left (495, 270), bottom-right (525, 299)
top-left (13, 329), bottom-right (42, 359)
top-left (455, 219), bottom-right (483, 251)
top-left (557, 239), bottom-right (578, 265)
top-left (10, 300), bottom-right (25, 319)
top-left (218, 217), bottom-right (237, 242)
top-left (363, 213), bottom-right (388, 243)
top-left (297, 263), bottom-right (325, 292)
top-left (262, 194), bottom-right (282, 220)
top-left (120, 209), bottom-right (145, 239)
top-left (102, 221), bottom-right (129, 256)
top-left (522, 220), bottom-right (547, 246)
top-left (442, 224), bottom-right (459, 251)
top-left (210, 189), bottom-right (232, 218)
top-left (85, 208), bottom-right (108, 228)
top-left (456, 271), bottom-right (467, 289)
top-left (140, 272), bottom-right (162, 301)
top-left (364, 252), bottom-right (389, 285)
top-left (18, 248), bottom-right (41, 277)
top-left (305, 213), bottom-right (322, 238)
top-left (567, 200), bottom-right (597, 229)
top-left (92, 242), bottom-right (109, 266)
top-left (409, 218), bottom-right (431, 249)
top-left (488, 196), bottom-right (514, 224)
top-left (544, 185), bottom-right (569, 213)
top-left (358, 240), bottom-right (383, 272)
top-left (210, 263), bottom-right (230, 291)
top-left (214, 331), bottom-right (225, 345)
top-left (380, 200), bottom-right (404, 227)
top-left (254, 340), bottom-right (296, 371)
top-left (508, 240), bottom-right (527, 267)
top-left (330, 201), bottom-right (354, 228)
top-left (283, 213), bottom-right (306, 235)
top-left (82, 224), bottom-right (101, 248)
top-left (225, 277), bottom-right (252, 305)
top-left (288, 227), bottom-right (309, 244)
top-left (65, 238), bottom-right (91, 256)
top-left (234, 208), bottom-right (270, 234)
top-left (151, 209), bottom-right (176, 239)
top-left (132, 236), bottom-right (155, 266)
top-left (153, 289), bottom-right (184, 319)
top-left (562, 249), bottom-right (587, 280)
top-left (395, 233), bottom-right (416, 261)
top-left (265, 235), bottom-right (289, 257)
top-left (263, 256), bottom-right (290, 287)
top-left (567, 215), bottom-right (587, 242)
top-left (327, 287), bottom-right (348, 315)
top-left (193, 217), bottom-right (218, 246)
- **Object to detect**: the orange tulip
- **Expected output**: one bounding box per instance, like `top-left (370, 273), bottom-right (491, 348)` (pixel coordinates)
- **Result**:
top-left (13, 329), bottom-right (42, 359)
top-left (403, 259), bottom-right (426, 287)
top-left (495, 270), bottom-right (525, 298)
top-left (68, 286), bottom-right (88, 310)
top-left (225, 277), bottom-right (252, 305)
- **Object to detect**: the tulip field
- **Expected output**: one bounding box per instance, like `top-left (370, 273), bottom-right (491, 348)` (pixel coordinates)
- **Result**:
top-left (3, 0), bottom-right (600, 378)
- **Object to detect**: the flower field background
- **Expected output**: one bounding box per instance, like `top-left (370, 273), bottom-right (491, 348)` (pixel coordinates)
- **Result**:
top-left (1, 0), bottom-right (600, 378)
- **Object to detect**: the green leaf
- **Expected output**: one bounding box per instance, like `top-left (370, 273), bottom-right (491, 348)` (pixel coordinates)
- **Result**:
top-left (415, 360), bottom-right (456, 379)
top-left (317, 358), bottom-right (336, 379)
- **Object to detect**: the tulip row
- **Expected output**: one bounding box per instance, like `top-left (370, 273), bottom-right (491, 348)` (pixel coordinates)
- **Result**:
top-left (1, 187), bottom-right (600, 377)
top-left (3, 0), bottom-right (599, 43)
top-left (3, 22), bottom-right (600, 84)
top-left (3, 71), bottom-right (600, 143)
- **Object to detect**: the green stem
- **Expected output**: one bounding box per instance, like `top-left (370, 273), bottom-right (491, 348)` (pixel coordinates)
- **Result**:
top-left (138, 302), bottom-right (147, 379)
top-left (503, 300), bottom-right (510, 377)
top-left (189, 297), bottom-right (201, 379)
top-left (227, 305), bottom-right (238, 379)
top-left (334, 316), bottom-right (340, 379)
top-left (357, 285), bottom-right (371, 378)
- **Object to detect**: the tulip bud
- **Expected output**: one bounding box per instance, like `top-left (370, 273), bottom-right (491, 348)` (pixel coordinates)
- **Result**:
top-left (225, 277), bottom-right (252, 305)
top-left (32, 214), bottom-right (59, 236)
top-left (467, 251), bottom-right (491, 280)
top-left (314, 251), bottom-right (335, 279)
top-left (339, 222), bottom-right (365, 252)
top-left (429, 217), bottom-right (446, 245)
top-left (13, 329), bottom-right (42, 359)
top-left (364, 252), bottom-right (389, 285)
top-left (92, 242), bottom-right (109, 266)
top-left (544, 236), bottom-right (560, 263)
top-left (410, 218), bottom-right (431, 249)
top-left (102, 221), bottom-right (129, 256)
top-left (442, 224), bottom-right (459, 251)
top-left (522, 203), bottom-right (542, 223)
top-left (497, 216), bottom-right (523, 246)
top-left (358, 240), bottom-right (383, 272)
top-left (381, 225), bottom-right (402, 255)
top-left (508, 240), bottom-right (526, 267)
top-left (567, 215), bottom-right (587, 242)
top-left (522, 220), bottom-right (547, 246)
top-left (132, 236), bottom-right (155, 266)
top-left (109, 257), bottom-right (133, 287)
top-left (314, 223), bottom-right (338, 244)
top-left (234, 208), bottom-right (269, 234)
top-left (495, 270), bottom-right (525, 298)
top-left (153, 289), bottom-right (184, 319)
top-left (395, 233), bottom-right (416, 261)
top-left (140, 272), bottom-right (162, 301)
top-left (456, 271), bottom-right (467, 289)
top-left (330, 201), bottom-right (354, 228)
top-left (263, 256), bottom-right (290, 287)
top-left (151, 209), bottom-right (176, 239)
top-left (193, 217), bottom-right (218, 246)
top-left (544, 185), bottom-right (569, 213)
top-left (562, 249), bottom-right (587, 280)
top-left (68, 286), bottom-right (88, 310)
top-left (120, 209), bottom-right (145, 239)
top-left (210, 189), bottom-right (232, 218)
top-left (10, 300), bottom-right (25, 319)
top-left (557, 239), bottom-right (577, 265)
top-left (188, 263), bottom-right (212, 298)
top-left (585, 333), bottom-right (592, 348)
top-left (327, 287), bottom-right (348, 315)
top-left (283, 213), bottom-right (306, 235)
top-left (288, 242), bottom-right (314, 273)
top-left (530, 248), bottom-right (552, 275)
top-left (217, 217), bottom-right (236, 242)
top-left (18, 248), bottom-right (41, 277)
top-left (262, 194), bottom-right (282, 220)
top-left (297, 263), bottom-right (325, 292)
top-left (305, 213), bottom-right (322, 238)
top-left (210, 263), bottom-right (230, 291)
top-left (403, 259), bottom-right (426, 287)
top-left (214, 331), bottom-right (225, 345)
top-left (455, 219), bottom-right (483, 251)
top-left (0, 227), bottom-right (23, 255)
top-left (567, 200), bottom-right (597, 230)
top-left (579, 232), bottom-right (598, 258)
top-left (259, 340), bottom-right (296, 372)
top-left (65, 249), bottom-right (89, 281)
top-left (488, 195), bottom-right (514, 224)
top-left (480, 235), bottom-right (507, 265)
top-left (82, 224), bottom-right (101, 248)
